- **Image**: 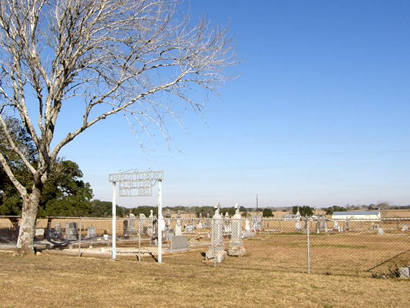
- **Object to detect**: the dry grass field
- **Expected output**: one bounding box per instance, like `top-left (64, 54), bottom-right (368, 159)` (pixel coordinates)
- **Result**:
top-left (1, 232), bottom-right (409, 307)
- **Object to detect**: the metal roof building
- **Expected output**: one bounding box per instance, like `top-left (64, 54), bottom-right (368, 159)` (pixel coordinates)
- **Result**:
top-left (331, 211), bottom-right (381, 221)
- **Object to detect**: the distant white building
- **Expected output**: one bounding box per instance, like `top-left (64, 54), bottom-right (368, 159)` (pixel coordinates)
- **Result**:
top-left (332, 211), bottom-right (381, 221)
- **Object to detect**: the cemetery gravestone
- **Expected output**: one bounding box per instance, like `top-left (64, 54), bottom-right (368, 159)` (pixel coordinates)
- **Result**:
top-left (123, 220), bottom-right (129, 237)
top-left (148, 210), bottom-right (155, 236)
top-left (170, 235), bottom-right (189, 252)
top-left (139, 213), bottom-right (146, 235)
top-left (295, 220), bottom-right (302, 232)
top-left (164, 228), bottom-right (175, 242)
top-left (319, 216), bottom-right (328, 232)
top-left (228, 204), bottom-right (246, 257)
top-left (245, 218), bottom-right (251, 232)
top-left (251, 214), bottom-right (262, 232)
top-left (65, 222), bottom-right (78, 241)
top-left (197, 213), bottom-right (203, 229)
top-left (35, 228), bottom-right (45, 240)
top-left (87, 226), bottom-right (97, 239)
top-left (128, 213), bottom-right (137, 234)
top-left (205, 213), bottom-right (211, 229)
top-left (184, 224), bottom-right (195, 233)
top-left (243, 218), bottom-right (254, 238)
top-left (55, 223), bottom-right (62, 239)
top-left (151, 218), bottom-right (158, 245)
top-left (224, 212), bottom-right (231, 234)
top-left (197, 214), bottom-right (203, 229)
top-left (206, 205), bottom-right (226, 263)
top-left (398, 266), bottom-right (410, 279)
top-left (165, 209), bottom-right (171, 218)
top-left (175, 211), bottom-right (182, 236)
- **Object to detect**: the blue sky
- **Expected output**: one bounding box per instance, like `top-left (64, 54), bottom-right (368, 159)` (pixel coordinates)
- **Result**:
top-left (58, 0), bottom-right (410, 208)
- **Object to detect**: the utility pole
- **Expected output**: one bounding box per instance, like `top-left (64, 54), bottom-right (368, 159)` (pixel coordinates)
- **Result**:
top-left (256, 193), bottom-right (259, 212)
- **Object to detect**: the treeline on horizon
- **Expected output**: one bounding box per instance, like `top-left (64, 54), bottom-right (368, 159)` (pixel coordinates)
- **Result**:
top-left (1, 155), bottom-right (409, 218)
top-left (1, 197), bottom-right (409, 218)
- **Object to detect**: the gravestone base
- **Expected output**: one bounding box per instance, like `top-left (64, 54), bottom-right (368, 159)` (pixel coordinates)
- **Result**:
top-left (242, 231), bottom-right (255, 239)
top-left (183, 225), bottom-right (195, 233)
top-left (228, 244), bottom-right (246, 257)
top-left (127, 229), bottom-right (137, 235)
top-left (205, 246), bottom-right (226, 263)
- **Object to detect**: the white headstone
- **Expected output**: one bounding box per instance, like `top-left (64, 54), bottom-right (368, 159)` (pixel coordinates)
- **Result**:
top-left (139, 213), bottom-right (146, 235)
top-left (35, 228), bottom-right (45, 240)
top-left (228, 203), bottom-right (246, 256)
top-left (87, 226), bottom-right (97, 238)
top-left (398, 266), bottom-right (410, 279)
top-left (245, 218), bottom-right (251, 232)
top-left (147, 210), bottom-right (155, 236)
top-left (295, 220), bottom-right (302, 232)
top-left (224, 212), bottom-right (231, 233)
top-left (175, 211), bottom-right (182, 236)
top-left (128, 213), bottom-right (137, 234)
top-left (206, 204), bottom-right (226, 263)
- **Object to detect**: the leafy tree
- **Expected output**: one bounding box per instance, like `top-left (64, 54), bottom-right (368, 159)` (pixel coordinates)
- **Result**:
top-left (239, 206), bottom-right (248, 216)
top-left (38, 160), bottom-right (93, 217)
top-left (194, 206), bottom-right (214, 218)
top-left (1, 158), bottom-right (94, 217)
top-left (0, 120), bottom-right (93, 216)
top-left (0, 117), bottom-right (37, 215)
top-left (89, 200), bottom-right (128, 217)
top-left (292, 206), bottom-right (314, 217)
top-left (223, 207), bottom-right (236, 217)
top-left (130, 206), bottom-right (158, 217)
top-left (368, 203), bottom-right (376, 210)
top-left (376, 202), bottom-right (390, 210)
top-left (262, 208), bottom-right (273, 217)
top-left (324, 205), bottom-right (347, 215)
top-left (0, 0), bottom-right (232, 252)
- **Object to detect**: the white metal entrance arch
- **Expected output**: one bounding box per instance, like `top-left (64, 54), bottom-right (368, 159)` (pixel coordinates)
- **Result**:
top-left (108, 170), bottom-right (164, 263)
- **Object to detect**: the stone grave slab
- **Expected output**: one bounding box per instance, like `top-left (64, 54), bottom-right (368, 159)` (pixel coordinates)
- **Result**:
top-left (170, 235), bottom-right (188, 252)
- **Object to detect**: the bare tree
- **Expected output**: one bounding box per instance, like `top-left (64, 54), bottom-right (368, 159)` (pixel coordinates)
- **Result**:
top-left (0, 0), bottom-right (232, 253)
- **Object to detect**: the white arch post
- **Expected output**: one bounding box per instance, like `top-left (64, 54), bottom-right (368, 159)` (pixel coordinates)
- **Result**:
top-left (112, 181), bottom-right (117, 260)
top-left (109, 170), bottom-right (164, 263)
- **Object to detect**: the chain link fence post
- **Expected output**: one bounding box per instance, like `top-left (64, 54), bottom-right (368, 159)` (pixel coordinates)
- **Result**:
top-left (78, 217), bottom-right (82, 257)
top-left (307, 217), bottom-right (311, 274)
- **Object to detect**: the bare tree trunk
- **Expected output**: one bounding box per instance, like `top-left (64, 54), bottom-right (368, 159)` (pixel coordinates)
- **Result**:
top-left (16, 188), bottom-right (41, 254)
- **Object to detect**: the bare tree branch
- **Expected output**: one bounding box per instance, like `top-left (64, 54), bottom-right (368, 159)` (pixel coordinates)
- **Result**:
top-left (0, 0), bottom-right (233, 250)
top-left (0, 114), bottom-right (36, 175)
top-left (0, 149), bottom-right (27, 196)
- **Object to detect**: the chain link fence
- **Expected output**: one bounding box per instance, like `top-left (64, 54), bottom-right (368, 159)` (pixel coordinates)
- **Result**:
top-left (0, 214), bottom-right (409, 277)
